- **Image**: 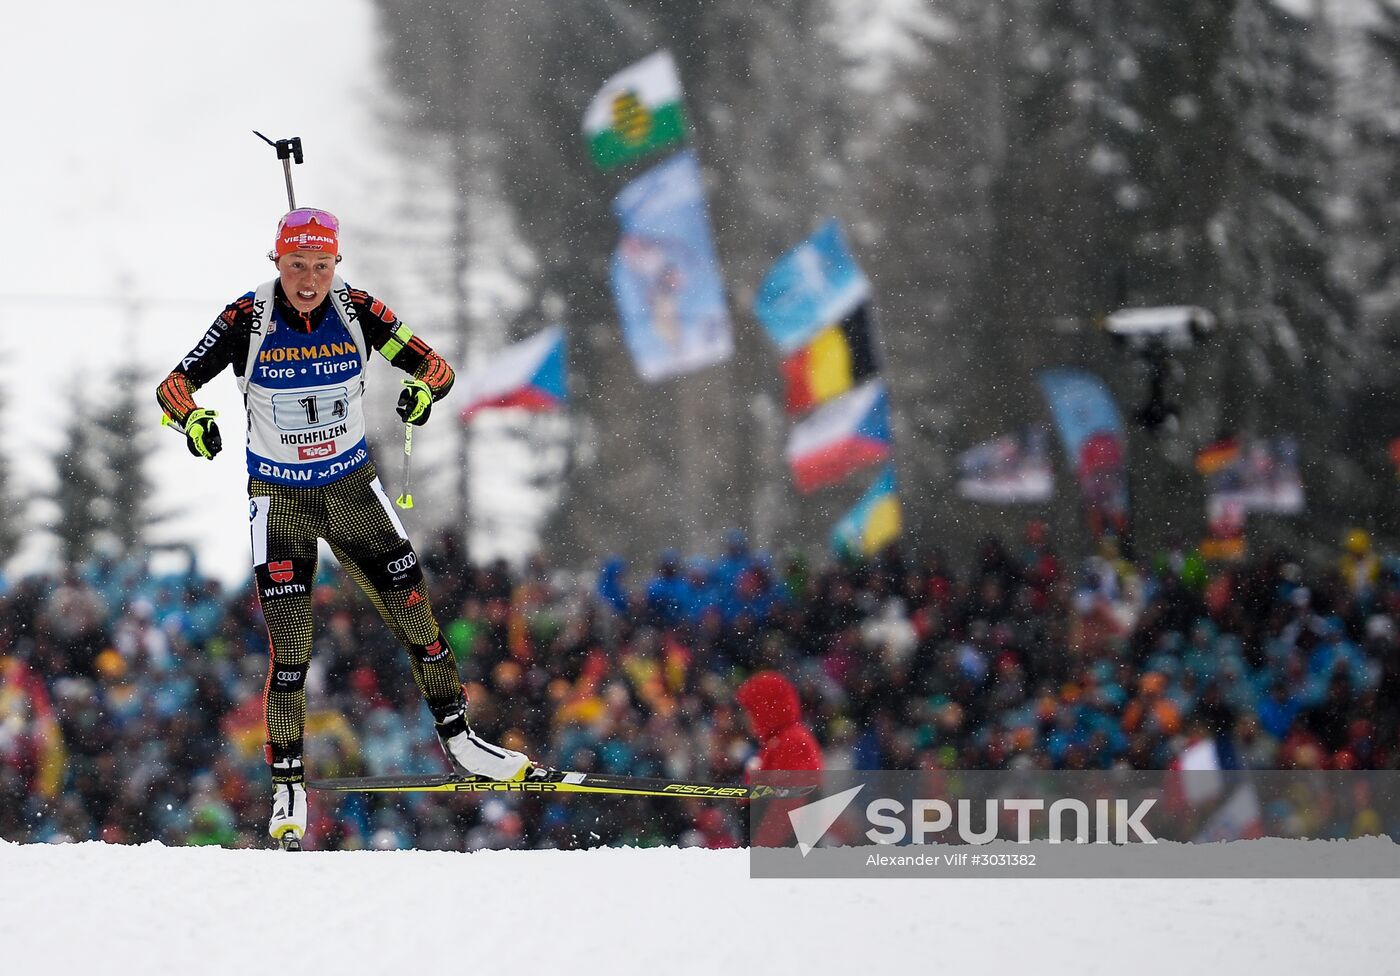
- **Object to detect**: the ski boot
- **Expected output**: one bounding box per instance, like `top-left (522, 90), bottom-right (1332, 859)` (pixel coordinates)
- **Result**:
top-left (268, 747), bottom-right (307, 851)
top-left (433, 702), bottom-right (539, 781)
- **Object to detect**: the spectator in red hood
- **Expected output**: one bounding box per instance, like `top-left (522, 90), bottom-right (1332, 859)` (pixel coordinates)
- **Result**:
top-left (736, 671), bottom-right (823, 848)
top-left (736, 671), bottom-right (823, 774)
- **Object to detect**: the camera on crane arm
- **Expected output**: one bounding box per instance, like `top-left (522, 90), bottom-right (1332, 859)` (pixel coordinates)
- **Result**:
top-left (1104, 305), bottom-right (1216, 434)
top-left (1105, 305), bottom-right (1216, 352)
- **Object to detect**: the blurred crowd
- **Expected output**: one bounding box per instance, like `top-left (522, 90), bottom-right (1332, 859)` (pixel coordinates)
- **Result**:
top-left (3, 523), bottom-right (1400, 850)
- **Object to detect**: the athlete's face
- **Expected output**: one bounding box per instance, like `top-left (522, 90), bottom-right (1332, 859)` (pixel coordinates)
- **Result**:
top-left (277, 251), bottom-right (338, 313)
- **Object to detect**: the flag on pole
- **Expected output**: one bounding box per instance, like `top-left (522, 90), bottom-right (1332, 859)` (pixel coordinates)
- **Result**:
top-left (753, 219), bottom-right (870, 353)
top-left (955, 429), bottom-right (1054, 503)
top-left (1192, 784), bottom-right (1265, 842)
top-left (786, 380), bottom-right (892, 493)
top-left (457, 326), bottom-right (567, 421)
top-left (1198, 435), bottom-right (1304, 560)
top-left (832, 466), bottom-right (901, 556)
top-left (1194, 435), bottom-right (1241, 476)
top-left (779, 304), bottom-right (879, 416)
top-left (583, 51), bottom-right (688, 170)
top-left (1202, 494), bottom-right (1247, 562)
top-left (1037, 369), bottom-right (1128, 542)
top-left (610, 151), bottom-right (733, 381)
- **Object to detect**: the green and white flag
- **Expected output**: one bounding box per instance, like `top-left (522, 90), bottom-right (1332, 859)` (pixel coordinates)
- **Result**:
top-left (583, 50), bottom-right (687, 170)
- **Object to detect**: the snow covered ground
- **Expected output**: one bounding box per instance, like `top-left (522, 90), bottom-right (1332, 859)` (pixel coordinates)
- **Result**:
top-left (1, 840), bottom-right (1395, 974)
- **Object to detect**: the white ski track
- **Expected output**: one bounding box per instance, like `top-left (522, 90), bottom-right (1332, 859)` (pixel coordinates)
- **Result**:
top-left (0, 839), bottom-right (1394, 975)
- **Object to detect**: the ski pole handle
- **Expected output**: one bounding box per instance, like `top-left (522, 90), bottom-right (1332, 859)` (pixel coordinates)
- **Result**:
top-left (395, 423), bottom-right (414, 510)
top-left (253, 131), bottom-right (304, 210)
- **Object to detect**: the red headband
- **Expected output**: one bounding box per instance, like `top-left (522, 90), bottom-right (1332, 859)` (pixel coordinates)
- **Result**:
top-left (274, 210), bottom-right (339, 258)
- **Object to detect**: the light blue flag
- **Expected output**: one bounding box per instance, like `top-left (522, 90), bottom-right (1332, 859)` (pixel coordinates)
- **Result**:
top-left (1038, 370), bottom-right (1123, 444)
top-left (610, 150), bottom-right (733, 382)
top-left (831, 465), bottom-right (901, 556)
top-left (1037, 369), bottom-right (1128, 540)
top-left (753, 219), bottom-right (870, 353)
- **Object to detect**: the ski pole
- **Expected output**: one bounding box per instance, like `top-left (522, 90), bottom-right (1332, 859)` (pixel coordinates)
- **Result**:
top-left (395, 423), bottom-right (415, 510)
top-left (253, 130), bottom-right (304, 210)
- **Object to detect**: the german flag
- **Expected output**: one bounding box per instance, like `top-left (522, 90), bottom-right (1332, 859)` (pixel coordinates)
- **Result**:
top-left (780, 305), bottom-right (878, 415)
top-left (1195, 435), bottom-right (1241, 476)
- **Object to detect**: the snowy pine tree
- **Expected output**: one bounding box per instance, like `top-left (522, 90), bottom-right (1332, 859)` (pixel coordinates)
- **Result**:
top-left (1211, 0), bottom-right (1360, 541)
top-left (91, 363), bottom-right (163, 559)
top-left (48, 400), bottom-right (104, 568)
top-left (1345, 0), bottom-right (1400, 365)
top-left (0, 387), bottom-right (19, 567)
top-left (1331, 0), bottom-right (1400, 534)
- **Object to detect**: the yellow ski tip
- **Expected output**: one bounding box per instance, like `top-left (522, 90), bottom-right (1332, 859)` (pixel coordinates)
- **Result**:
top-left (396, 494), bottom-right (414, 510)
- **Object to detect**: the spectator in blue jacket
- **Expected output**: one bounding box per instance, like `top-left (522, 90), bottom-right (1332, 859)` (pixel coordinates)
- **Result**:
top-left (644, 550), bottom-right (694, 628)
top-left (597, 556), bottom-right (632, 618)
top-left (1257, 680), bottom-right (1305, 740)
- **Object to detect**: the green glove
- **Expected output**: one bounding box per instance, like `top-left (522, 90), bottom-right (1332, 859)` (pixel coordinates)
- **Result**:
top-left (397, 378), bottom-right (433, 426)
top-left (182, 408), bottom-right (222, 460)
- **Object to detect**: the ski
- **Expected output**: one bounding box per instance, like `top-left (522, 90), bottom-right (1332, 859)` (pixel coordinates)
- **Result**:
top-left (307, 769), bottom-right (814, 801)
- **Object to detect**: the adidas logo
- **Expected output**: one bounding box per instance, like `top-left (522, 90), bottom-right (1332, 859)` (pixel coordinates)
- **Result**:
top-left (405, 590), bottom-right (423, 607)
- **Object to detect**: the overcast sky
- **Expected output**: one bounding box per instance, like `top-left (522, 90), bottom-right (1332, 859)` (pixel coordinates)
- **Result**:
top-left (0, 1), bottom-right (398, 586)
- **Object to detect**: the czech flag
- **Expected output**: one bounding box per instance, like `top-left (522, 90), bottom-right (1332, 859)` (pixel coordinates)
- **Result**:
top-left (786, 379), bottom-right (892, 493)
top-left (832, 466), bottom-right (901, 556)
top-left (457, 326), bottom-right (567, 421)
top-left (779, 304), bottom-right (879, 416)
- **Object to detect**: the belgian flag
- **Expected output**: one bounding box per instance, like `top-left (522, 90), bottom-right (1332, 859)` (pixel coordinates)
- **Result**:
top-left (780, 304), bottom-right (879, 416)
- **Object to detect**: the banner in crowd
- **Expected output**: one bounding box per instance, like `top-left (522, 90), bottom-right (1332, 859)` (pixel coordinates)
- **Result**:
top-left (753, 219), bottom-right (871, 353)
top-left (457, 326), bottom-right (567, 421)
top-left (955, 428), bottom-right (1054, 503)
top-left (610, 151), bottom-right (734, 382)
top-left (1037, 369), bottom-right (1128, 541)
top-left (1197, 435), bottom-right (1304, 560)
top-left (0, 655), bottom-right (65, 801)
top-left (1222, 437), bottom-right (1304, 514)
top-left (1164, 737), bottom-right (1264, 841)
top-left (786, 379), bottom-right (892, 493)
top-left (583, 50), bottom-right (687, 170)
top-left (1196, 435), bottom-right (1304, 513)
top-left (780, 304), bottom-right (879, 416)
top-left (1194, 784), bottom-right (1265, 842)
top-left (831, 465), bottom-right (901, 556)
top-left (1202, 494), bottom-right (1247, 561)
